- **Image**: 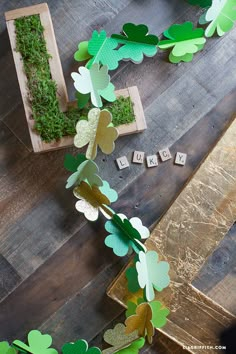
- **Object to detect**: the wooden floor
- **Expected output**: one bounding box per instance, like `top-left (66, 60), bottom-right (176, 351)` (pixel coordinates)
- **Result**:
top-left (0, 1), bottom-right (236, 352)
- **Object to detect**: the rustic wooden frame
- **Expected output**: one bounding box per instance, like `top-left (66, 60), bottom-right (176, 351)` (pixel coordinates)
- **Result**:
top-left (5, 4), bottom-right (146, 153)
top-left (108, 117), bottom-right (236, 353)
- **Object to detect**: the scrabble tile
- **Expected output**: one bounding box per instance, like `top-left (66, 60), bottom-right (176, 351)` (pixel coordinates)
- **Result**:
top-left (159, 148), bottom-right (172, 162)
top-left (116, 156), bottom-right (129, 170)
top-left (175, 152), bottom-right (187, 166)
top-left (146, 155), bottom-right (158, 168)
top-left (133, 151), bottom-right (145, 164)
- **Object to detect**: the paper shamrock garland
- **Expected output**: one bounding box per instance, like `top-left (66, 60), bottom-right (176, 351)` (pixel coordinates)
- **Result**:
top-left (199, 0), bottom-right (236, 37)
top-left (159, 21), bottom-right (206, 63)
top-left (64, 153), bottom-right (87, 173)
top-left (0, 342), bottom-right (16, 354)
top-left (71, 63), bottom-right (116, 107)
top-left (125, 303), bottom-right (154, 344)
top-left (104, 214), bottom-right (149, 256)
top-left (102, 323), bottom-right (143, 354)
top-left (112, 23), bottom-right (159, 64)
top-left (87, 30), bottom-right (121, 70)
top-left (66, 160), bottom-right (102, 189)
top-left (74, 108), bottom-right (118, 160)
top-left (62, 340), bottom-right (101, 354)
top-left (73, 180), bottom-right (117, 221)
top-left (12, 330), bottom-right (58, 354)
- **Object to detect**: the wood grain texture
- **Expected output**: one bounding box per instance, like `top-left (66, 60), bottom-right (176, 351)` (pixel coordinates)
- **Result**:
top-left (0, 1), bottom-right (236, 353)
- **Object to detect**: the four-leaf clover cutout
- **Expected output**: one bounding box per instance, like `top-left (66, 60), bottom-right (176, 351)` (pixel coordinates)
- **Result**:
top-left (74, 108), bottom-right (118, 160)
top-left (66, 159), bottom-right (102, 189)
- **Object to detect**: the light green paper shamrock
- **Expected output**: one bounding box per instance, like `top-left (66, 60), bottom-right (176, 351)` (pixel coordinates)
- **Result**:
top-left (13, 330), bottom-right (58, 354)
top-left (199, 0), bottom-right (236, 37)
top-left (136, 251), bottom-right (170, 301)
top-left (74, 108), bottom-right (118, 160)
top-left (87, 30), bottom-right (121, 70)
top-left (112, 23), bottom-right (159, 63)
top-left (66, 160), bottom-right (103, 189)
top-left (62, 339), bottom-right (101, 354)
top-left (74, 41), bottom-right (92, 62)
top-left (159, 21), bottom-right (206, 63)
top-left (0, 342), bottom-right (17, 354)
top-left (112, 338), bottom-right (145, 354)
top-left (102, 323), bottom-right (141, 354)
top-left (71, 63), bottom-right (116, 108)
top-left (150, 301), bottom-right (170, 328)
top-left (186, 0), bottom-right (212, 7)
top-left (104, 214), bottom-right (149, 257)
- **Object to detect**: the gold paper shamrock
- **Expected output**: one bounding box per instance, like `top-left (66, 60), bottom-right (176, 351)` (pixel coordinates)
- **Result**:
top-left (73, 181), bottom-right (113, 221)
top-left (125, 302), bottom-right (154, 344)
top-left (74, 108), bottom-right (118, 160)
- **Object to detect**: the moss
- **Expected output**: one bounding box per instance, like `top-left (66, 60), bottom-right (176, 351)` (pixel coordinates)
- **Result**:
top-left (15, 15), bottom-right (135, 143)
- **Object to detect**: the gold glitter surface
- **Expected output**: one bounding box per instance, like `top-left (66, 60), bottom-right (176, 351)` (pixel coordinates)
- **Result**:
top-left (108, 118), bottom-right (236, 353)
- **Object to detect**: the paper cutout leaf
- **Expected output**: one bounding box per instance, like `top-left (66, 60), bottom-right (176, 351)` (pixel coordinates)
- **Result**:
top-left (110, 338), bottom-right (145, 354)
top-left (150, 301), bottom-right (170, 328)
top-left (126, 265), bottom-right (140, 293)
top-left (62, 339), bottom-right (101, 354)
top-left (125, 303), bottom-right (154, 344)
top-left (186, 0), bottom-right (212, 7)
top-left (99, 82), bottom-right (116, 103)
top-left (199, 0), bottom-right (236, 37)
top-left (99, 180), bottom-right (118, 203)
top-left (159, 21), bottom-right (206, 63)
top-left (66, 160), bottom-right (102, 189)
top-left (103, 323), bottom-right (141, 354)
top-left (112, 23), bottom-right (158, 63)
top-left (71, 64), bottom-right (115, 107)
top-left (73, 180), bottom-right (117, 221)
top-left (74, 41), bottom-right (92, 62)
top-left (136, 250), bottom-right (170, 301)
top-left (64, 153), bottom-right (87, 173)
top-left (104, 214), bottom-right (149, 256)
top-left (76, 92), bottom-right (90, 109)
top-left (87, 30), bottom-right (121, 70)
top-left (13, 330), bottom-right (58, 354)
top-left (74, 108), bottom-right (118, 160)
top-left (0, 342), bottom-right (17, 354)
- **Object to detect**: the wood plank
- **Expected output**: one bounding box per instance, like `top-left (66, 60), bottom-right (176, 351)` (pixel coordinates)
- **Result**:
top-left (108, 116), bottom-right (236, 352)
top-left (5, 3), bottom-right (48, 21)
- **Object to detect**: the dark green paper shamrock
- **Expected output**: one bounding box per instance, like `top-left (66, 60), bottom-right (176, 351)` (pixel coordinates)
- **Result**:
top-left (112, 23), bottom-right (159, 63)
top-left (186, 0), bottom-right (212, 7)
top-left (64, 153), bottom-right (87, 173)
top-left (62, 340), bottom-right (101, 354)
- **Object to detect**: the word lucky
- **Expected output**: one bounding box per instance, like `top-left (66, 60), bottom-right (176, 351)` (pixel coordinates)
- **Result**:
top-left (116, 148), bottom-right (187, 170)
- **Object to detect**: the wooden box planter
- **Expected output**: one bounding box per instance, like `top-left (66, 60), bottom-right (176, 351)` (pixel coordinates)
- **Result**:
top-left (5, 4), bottom-right (146, 153)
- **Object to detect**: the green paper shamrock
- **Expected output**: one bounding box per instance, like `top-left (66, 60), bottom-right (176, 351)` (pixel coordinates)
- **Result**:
top-left (64, 153), bottom-right (87, 173)
top-left (0, 342), bottom-right (17, 354)
top-left (199, 0), bottom-right (236, 37)
top-left (102, 323), bottom-right (142, 354)
top-left (13, 330), bottom-right (58, 354)
top-left (186, 0), bottom-right (212, 7)
top-left (87, 30), bottom-right (121, 70)
top-left (150, 301), bottom-right (170, 328)
top-left (136, 250), bottom-right (170, 301)
top-left (74, 108), bottom-right (118, 160)
top-left (112, 338), bottom-right (145, 354)
top-left (159, 21), bottom-right (206, 63)
top-left (125, 298), bottom-right (145, 318)
top-left (71, 63), bottom-right (116, 108)
top-left (66, 160), bottom-right (103, 189)
top-left (62, 339), bottom-right (101, 354)
top-left (75, 92), bottom-right (91, 109)
top-left (125, 264), bottom-right (140, 294)
top-left (112, 23), bottom-right (159, 63)
top-left (104, 214), bottom-right (149, 257)
top-left (74, 41), bottom-right (92, 62)
top-left (73, 180), bottom-right (117, 221)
